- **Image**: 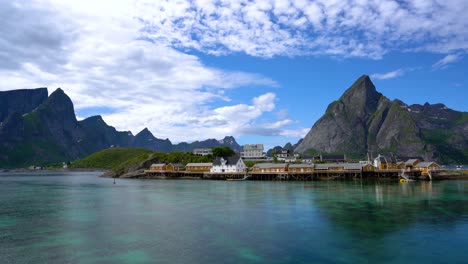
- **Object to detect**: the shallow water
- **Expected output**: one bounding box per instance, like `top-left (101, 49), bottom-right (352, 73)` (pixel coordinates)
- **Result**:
top-left (1, 172), bottom-right (467, 264)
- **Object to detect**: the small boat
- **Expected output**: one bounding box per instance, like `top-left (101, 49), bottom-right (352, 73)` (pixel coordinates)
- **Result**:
top-left (399, 170), bottom-right (415, 182)
top-left (456, 165), bottom-right (463, 170)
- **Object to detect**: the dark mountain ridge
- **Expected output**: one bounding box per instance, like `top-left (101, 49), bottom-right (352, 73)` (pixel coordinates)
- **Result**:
top-left (0, 88), bottom-right (241, 168)
top-left (295, 75), bottom-right (467, 164)
top-left (0, 88), bottom-right (48, 123)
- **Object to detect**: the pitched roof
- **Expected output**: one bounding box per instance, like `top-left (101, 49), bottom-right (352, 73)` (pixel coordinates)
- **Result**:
top-left (289, 164), bottom-right (315, 168)
top-left (414, 162), bottom-right (440, 168)
top-left (254, 163), bottom-right (288, 169)
top-left (213, 155), bottom-right (241, 166)
top-left (171, 163), bottom-right (185, 168)
top-left (186, 163), bottom-right (213, 167)
top-left (315, 163), bottom-right (362, 170)
top-left (406, 159), bottom-right (420, 166)
top-left (150, 163), bottom-right (165, 168)
top-left (344, 163), bottom-right (363, 170)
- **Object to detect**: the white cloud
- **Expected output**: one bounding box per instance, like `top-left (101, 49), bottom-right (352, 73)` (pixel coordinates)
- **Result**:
top-left (3, 0), bottom-right (465, 144)
top-left (432, 54), bottom-right (463, 69)
top-left (0, 0), bottom-right (296, 143)
top-left (371, 69), bottom-right (406, 80)
top-left (136, 0), bottom-right (468, 58)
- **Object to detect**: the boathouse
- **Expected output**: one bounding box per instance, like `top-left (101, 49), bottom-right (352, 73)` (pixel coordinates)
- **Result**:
top-left (414, 162), bottom-right (440, 174)
top-left (288, 164), bottom-right (314, 173)
top-left (186, 163), bottom-right (213, 172)
top-left (405, 159), bottom-right (420, 170)
top-left (149, 163), bottom-right (167, 171)
top-left (252, 163), bottom-right (288, 173)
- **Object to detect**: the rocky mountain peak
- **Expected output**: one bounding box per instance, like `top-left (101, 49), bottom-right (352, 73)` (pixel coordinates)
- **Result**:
top-left (79, 115), bottom-right (107, 127)
top-left (37, 88), bottom-right (77, 127)
top-left (135, 128), bottom-right (154, 139)
top-left (338, 75), bottom-right (382, 116)
top-left (295, 75), bottom-right (467, 164)
top-left (218, 136), bottom-right (235, 144)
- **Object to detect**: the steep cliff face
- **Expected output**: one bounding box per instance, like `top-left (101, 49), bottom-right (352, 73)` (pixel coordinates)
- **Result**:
top-left (0, 88), bottom-right (78, 166)
top-left (0, 88), bottom-right (48, 122)
top-left (296, 75), bottom-right (394, 155)
top-left (406, 103), bottom-right (468, 163)
top-left (0, 87), bottom-right (243, 167)
top-left (295, 75), bottom-right (466, 163)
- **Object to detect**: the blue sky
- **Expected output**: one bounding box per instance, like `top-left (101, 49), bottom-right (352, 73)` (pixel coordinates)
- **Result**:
top-left (0, 0), bottom-right (467, 149)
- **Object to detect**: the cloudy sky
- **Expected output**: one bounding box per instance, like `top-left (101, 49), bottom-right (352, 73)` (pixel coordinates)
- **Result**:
top-left (1, 0), bottom-right (467, 148)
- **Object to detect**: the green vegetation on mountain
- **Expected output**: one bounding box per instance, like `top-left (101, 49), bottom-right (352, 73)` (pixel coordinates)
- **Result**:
top-left (112, 151), bottom-right (213, 176)
top-left (296, 75), bottom-right (467, 164)
top-left (0, 88), bottom-right (241, 168)
top-left (70, 147), bottom-right (214, 177)
top-left (70, 148), bottom-right (154, 169)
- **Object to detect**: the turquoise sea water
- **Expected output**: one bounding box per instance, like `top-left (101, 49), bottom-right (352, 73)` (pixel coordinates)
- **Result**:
top-left (1, 172), bottom-right (467, 264)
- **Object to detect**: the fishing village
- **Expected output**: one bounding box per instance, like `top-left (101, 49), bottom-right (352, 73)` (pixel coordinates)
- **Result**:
top-left (142, 144), bottom-right (443, 182)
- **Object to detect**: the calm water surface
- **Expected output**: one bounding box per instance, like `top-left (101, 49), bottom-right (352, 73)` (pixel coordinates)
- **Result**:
top-left (1, 172), bottom-right (467, 264)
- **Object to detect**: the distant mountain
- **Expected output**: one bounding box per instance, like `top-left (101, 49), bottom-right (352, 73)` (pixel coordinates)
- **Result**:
top-left (266, 142), bottom-right (297, 157)
top-left (133, 128), bottom-right (173, 152)
top-left (132, 128), bottom-right (241, 153)
top-left (0, 88), bottom-right (241, 168)
top-left (295, 75), bottom-right (468, 164)
top-left (173, 136), bottom-right (241, 152)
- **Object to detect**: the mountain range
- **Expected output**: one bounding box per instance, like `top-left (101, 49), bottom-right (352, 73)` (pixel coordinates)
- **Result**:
top-left (0, 88), bottom-right (240, 168)
top-left (1, 75), bottom-right (467, 167)
top-left (295, 75), bottom-right (468, 164)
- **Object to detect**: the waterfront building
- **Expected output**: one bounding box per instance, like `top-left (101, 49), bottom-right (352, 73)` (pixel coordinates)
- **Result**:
top-left (149, 163), bottom-right (167, 171)
top-left (414, 162), bottom-right (441, 174)
top-left (149, 163), bottom-right (185, 172)
top-left (288, 164), bottom-right (314, 173)
top-left (171, 164), bottom-right (185, 172)
top-left (315, 163), bottom-right (362, 171)
top-left (252, 163), bottom-right (288, 173)
top-left (241, 144), bottom-right (265, 159)
top-left (186, 163), bottom-right (213, 172)
top-left (397, 162), bottom-right (406, 169)
top-left (373, 154), bottom-right (397, 170)
top-left (193, 148), bottom-right (212, 156)
top-left (405, 159), bottom-right (421, 170)
top-left (211, 155), bottom-right (246, 173)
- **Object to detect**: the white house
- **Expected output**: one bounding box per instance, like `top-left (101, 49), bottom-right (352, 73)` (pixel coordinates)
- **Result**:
top-left (373, 154), bottom-right (387, 169)
top-left (241, 144), bottom-right (265, 159)
top-left (210, 155), bottom-right (246, 173)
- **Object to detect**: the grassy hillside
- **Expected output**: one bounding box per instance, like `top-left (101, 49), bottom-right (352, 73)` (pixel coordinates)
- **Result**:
top-left (70, 148), bottom-right (154, 169)
top-left (112, 151), bottom-right (213, 176)
top-left (71, 148), bottom-right (214, 177)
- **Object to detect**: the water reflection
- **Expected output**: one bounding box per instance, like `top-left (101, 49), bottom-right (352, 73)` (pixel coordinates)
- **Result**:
top-left (1, 173), bottom-right (467, 264)
top-left (312, 181), bottom-right (468, 236)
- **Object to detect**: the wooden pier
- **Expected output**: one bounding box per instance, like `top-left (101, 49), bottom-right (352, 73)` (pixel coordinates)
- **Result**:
top-left (142, 169), bottom-right (423, 181)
